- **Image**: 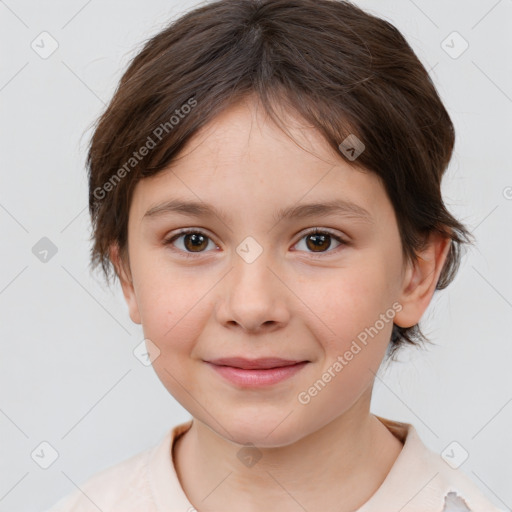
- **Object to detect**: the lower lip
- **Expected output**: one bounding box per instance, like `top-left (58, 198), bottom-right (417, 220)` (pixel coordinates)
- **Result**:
top-left (206, 362), bottom-right (308, 387)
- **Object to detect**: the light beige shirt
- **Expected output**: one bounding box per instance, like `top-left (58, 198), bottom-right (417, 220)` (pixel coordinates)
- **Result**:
top-left (46, 415), bottom-right (505, 512)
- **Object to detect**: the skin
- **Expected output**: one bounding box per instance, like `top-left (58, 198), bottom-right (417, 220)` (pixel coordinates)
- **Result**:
top-left (111, 94), bottom-right (451, 512)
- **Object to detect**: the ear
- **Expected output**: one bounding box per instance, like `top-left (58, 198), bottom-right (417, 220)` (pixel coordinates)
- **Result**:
top-left (393, 231), bottom-right (452, 329)
top-left (109, 243), bottom-right (142, 325)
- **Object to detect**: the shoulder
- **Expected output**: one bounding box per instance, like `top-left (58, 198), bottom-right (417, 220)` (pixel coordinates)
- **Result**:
top-left (370, 416), bottom-right (506, 512)
top-left (428, 457), bottom-right (506, 512)
top-left (44, 434), bottom-right (169, 512)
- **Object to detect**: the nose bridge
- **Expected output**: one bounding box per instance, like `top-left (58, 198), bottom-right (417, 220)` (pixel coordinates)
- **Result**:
top-left (231, 244), bottom-right (278, 306)
top-left (217, 241), bottom-right (290, 332)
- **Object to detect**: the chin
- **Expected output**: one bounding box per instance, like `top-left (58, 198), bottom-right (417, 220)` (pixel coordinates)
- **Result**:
top-left (219, 413), bottom-right (307, 449)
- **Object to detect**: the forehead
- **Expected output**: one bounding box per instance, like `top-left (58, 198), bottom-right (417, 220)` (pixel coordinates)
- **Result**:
top-left (175, 96), bottom-right (344, 168)
top-left (129, 97), bottom-right (392, 227)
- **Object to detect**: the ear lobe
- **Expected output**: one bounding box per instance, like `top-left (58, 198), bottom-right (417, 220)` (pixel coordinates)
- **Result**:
top-left (109, 243), bottom-right (142, 325)
top-left (394, 232), bottom-right (452, 329)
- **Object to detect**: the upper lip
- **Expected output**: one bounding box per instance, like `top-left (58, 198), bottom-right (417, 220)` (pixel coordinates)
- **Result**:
top-left (205, 357), bottom-right (307, 370)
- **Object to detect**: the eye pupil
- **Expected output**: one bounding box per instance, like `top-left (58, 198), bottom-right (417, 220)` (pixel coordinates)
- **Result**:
top-left (184, 233), bottom-right (208, 252)
top-left (306, 233), bottom-right (330, 252)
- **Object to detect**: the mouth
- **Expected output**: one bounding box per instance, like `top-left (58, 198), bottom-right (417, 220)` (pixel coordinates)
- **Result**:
top-left (204, 357), bottom-right (310, 387)
top-left (205, 357), bottom-right (308, 370)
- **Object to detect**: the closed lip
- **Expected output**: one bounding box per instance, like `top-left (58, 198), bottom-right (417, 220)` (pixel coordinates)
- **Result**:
top-left (205, 357), bottom-right (308, 370)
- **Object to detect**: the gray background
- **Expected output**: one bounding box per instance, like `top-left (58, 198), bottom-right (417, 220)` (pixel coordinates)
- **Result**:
top-left (1, 0), bottom-right (511, 511)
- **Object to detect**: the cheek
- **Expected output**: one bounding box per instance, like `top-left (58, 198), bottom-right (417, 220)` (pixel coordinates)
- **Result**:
top-left (133, 263), bottom-right (211, 354)
top-left (134, 270), bottom-right (211, 402)
top-left (296, 259), bottom-right (396, 348)
top-left (295, 267), bottom-right (394, 420)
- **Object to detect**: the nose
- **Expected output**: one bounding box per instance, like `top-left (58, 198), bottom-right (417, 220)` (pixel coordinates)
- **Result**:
top-left (215, 251), bottom-right (291, 334)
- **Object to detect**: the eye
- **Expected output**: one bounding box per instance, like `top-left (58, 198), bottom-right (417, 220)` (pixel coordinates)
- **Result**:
top-left (164, 229), bottom-right (218, 257)
top-left (164, 227), bottom-right (348, 259)
top-left (293, 228), bottom-right (347, 255)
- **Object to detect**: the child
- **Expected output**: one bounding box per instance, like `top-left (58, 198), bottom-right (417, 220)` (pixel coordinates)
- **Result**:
top-left (47, 0), bottom-right (505, 511)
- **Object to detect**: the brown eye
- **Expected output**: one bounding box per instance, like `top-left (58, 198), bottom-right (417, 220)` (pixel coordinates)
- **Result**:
top-left (165, 229), bottom-right (217, 256)
top-left (182, 232), bottom-right (209, 252)
top-left (294, 229), bottom-right (346, 254)
top-left (305, 232), bottom-right (331, 252)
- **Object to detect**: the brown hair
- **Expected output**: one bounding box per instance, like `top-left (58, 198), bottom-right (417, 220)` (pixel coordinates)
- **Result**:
top-left (86, 0), bottom-right (474, 361)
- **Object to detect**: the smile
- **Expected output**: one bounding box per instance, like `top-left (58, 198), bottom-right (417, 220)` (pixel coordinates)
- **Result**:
top-left (205, 360), bottom-right (309, 387)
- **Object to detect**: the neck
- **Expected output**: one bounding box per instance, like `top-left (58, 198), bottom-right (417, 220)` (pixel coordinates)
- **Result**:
top-left (173, 394), bottom-right (404, 512)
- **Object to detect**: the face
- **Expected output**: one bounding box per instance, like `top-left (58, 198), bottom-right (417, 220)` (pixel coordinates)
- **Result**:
top-left (114, 95), bottom-right (448, 447)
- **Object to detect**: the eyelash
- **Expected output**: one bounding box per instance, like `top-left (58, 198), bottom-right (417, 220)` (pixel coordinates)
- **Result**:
top-left (163, 228), bottom-right (348, 259)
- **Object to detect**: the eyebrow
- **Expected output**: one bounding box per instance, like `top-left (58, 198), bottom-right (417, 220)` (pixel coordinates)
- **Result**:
top-left (142, 198), bottom-right (373, 224)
